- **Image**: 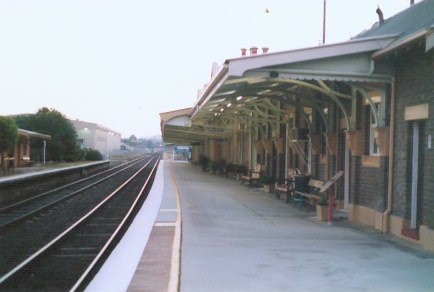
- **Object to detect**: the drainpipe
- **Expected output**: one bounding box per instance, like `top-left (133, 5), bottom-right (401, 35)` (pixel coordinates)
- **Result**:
top-left (383, 78), bottom-right (395, 233)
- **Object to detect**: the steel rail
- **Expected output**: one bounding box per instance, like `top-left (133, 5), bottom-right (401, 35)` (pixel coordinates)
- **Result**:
top-left (0, 155), bottom-right (158, 285)
top-left (0, 156), bottom-right (151, 229)
top-left (71, 156), bottom-right (160, 291)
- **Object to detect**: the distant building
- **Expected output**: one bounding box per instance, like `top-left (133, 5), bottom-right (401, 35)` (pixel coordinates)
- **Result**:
top-left (70, 119), bottom-right (121, 158)
top-left (1, 128), bottom-right (50, 170)
top-left (120, 143), bottom-right (133, 151)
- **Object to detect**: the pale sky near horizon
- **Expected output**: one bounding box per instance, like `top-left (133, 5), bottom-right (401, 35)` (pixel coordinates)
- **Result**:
top-left (0, 0), bottom-right (421, 138)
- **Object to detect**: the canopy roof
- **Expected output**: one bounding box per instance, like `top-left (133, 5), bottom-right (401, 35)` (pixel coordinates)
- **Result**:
top-left (183, 35), bottom-right (397, 138)
top-left (18, 129), bottom-right (51, 140)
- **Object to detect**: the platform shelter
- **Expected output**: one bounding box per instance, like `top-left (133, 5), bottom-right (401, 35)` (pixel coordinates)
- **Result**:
top-left (1, 129), bottom-right (51, 170)
top-left (161, 1), bottom-right (434, 252)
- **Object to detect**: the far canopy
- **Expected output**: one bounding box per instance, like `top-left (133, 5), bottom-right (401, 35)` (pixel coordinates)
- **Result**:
top-left (18, 129), bottom-right (51, 140)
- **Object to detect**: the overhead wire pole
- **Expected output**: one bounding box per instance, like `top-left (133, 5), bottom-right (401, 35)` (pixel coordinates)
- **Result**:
top-left (323, 0), bottom-right (326, 44)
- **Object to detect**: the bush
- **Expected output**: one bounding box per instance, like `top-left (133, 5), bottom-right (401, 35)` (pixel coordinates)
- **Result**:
top-left (226, 163), bottom-right (235, 173)
top-left (217, 160), bottom-right (227, 172)
top-left (78, 148), bottom-right (88, 161)
top-left (198, 155), bottom-right (209, 171)
top-left (234, 164), bottom-right (247, 174)
top-left (260, 175), bottom-right (276, 185)
top-left (86, 149), bottom-right (103, 161)
top-left (209, 161), bottom-right (218, 171)
top-left (0, 116), bottom-right (18, 155)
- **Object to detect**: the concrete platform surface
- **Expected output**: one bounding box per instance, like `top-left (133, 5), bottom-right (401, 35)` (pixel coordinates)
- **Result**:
top-left (172, 163), bottom-right (434, 292)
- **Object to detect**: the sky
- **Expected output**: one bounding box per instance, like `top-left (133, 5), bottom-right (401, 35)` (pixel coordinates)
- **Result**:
top-left (0, 0), bottom-right (421, 138)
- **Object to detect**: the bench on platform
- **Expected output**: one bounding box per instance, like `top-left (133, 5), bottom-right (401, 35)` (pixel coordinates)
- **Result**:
top-left (293, 179), bottom-right (323, 209)
top-left (294, 171), bottom-right (344, 210)
top-left (241, 164), bottom-right (261, 186)
top-left (275, 168), bottom-right (302, 203)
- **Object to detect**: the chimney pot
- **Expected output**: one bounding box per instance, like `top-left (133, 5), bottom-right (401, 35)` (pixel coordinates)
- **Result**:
top-left (250, 47), bottom-right (258, 55)
top-left (241, 48), bottom-right (247, 56)
top-left (262, 47), bottom-right (269, 54)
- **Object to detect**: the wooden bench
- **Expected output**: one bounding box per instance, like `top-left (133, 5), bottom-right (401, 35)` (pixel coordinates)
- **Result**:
top-left (293, 179), bottom-right (323, 209)
top-left (275, 168), bottom-right (302, 203)
top-left (241, 164), bottom-right (261, 186)
top-left (294, 171), bottom-right (344, 211)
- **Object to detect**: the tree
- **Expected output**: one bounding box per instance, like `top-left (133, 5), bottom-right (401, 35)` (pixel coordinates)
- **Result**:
top-left (125, 135), bottom-right (138, 146)
top-left (14, 108), bottom-right (80, 162)
top-left (86, 149), bottom-right (103, 161)
top-left (0, 116), bottom-right (18, 168)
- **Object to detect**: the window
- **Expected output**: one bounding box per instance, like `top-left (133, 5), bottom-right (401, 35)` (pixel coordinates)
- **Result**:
top-left (369, 110), bottom-right (379, 155)
top-left (362, 104), bottom-right (381, 168)
top-left (365, 91), bottom-right (382, 156)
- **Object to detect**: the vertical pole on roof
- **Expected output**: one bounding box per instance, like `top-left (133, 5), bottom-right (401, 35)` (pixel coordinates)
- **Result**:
top-left (323, 0), bottom-right (326, 44)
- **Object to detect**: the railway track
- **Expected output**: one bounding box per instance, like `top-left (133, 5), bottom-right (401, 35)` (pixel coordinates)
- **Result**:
top-left (0, 155), bottom-right (147, 229)
top-left (0, 154), bottom-right (160, 291)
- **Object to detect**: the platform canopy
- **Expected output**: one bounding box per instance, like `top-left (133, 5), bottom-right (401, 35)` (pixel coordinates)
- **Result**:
top-left (161, 35), bottom-right (401, 144)
top-left (18, 129), bottom-right (51, 140)
top-left (160, 108), bottom-right (197, 145)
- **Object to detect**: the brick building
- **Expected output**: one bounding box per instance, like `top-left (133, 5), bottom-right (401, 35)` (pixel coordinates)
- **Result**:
top-left (161, 0), bottom-right (434, 251)
top-left (1, 129), bottom-right (50, 170)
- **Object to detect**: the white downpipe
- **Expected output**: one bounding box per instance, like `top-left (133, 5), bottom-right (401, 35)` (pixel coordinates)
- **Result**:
top-left (410, 122), bottom-right (419, 229)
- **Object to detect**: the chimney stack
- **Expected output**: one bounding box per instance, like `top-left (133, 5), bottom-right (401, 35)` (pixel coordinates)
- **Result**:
top-left (241, 48), bottom-right (247, 56)
top-left (410, 0), bottom-right (414, 5)
top-left (250, 47), bottom-right (258, 55)
top-left (262, 47), bottom-right (269, 54)
top-left (376, 6), bottom-right (384, 24)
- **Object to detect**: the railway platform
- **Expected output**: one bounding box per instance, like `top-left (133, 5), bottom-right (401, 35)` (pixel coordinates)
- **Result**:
top-left (0, 160), bottom-right (110, 184)
top-left (88, 159), bottom-right (434, 292)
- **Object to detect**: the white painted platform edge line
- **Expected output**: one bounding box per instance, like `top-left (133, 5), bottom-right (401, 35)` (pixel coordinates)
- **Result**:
top-left (160, 209), bottom-right (177, 212)
top-left (154, 222), bottom-right (176, 227)
top-left (168, 161), bottom-right (182, 292)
